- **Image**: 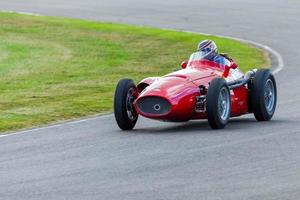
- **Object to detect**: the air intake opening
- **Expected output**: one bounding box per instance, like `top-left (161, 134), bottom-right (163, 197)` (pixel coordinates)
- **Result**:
top-left (137, 97), bottom-right (171, 115)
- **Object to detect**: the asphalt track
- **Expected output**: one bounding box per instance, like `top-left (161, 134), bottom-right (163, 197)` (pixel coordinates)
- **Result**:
top-left (0, 0), bottom-right (300, 199)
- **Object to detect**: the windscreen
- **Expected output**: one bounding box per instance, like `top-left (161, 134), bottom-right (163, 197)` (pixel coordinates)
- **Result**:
top-left (187, 51), bottom-right (211, 68)
top-left (187, 52), bottom-right (207, 65)
top-left (187, 51), bottom-right (225, 70)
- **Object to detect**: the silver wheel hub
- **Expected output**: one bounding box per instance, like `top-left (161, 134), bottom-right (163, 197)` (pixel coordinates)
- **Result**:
top-left (218, 87), bottom-right (230, 121)
top-left (126, 88), bottom-right (137, 121)
top-left (264, 79), bottom-right (275, 114)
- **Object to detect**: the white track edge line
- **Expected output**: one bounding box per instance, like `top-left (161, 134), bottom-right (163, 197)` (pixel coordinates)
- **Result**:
top-left (1, 10), bottom-right (42, 16)
top-left (164, 29), bottom-right (284, 74)
top-left (0, 10), bottom-right (284, 138)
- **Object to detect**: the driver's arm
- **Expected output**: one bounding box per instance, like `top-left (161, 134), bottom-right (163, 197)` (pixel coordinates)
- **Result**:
top-left (220, 53), bottom-right (238, 69)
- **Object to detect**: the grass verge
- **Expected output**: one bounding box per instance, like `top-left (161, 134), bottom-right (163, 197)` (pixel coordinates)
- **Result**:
top-left (0, 12), bottom-right (269, 132)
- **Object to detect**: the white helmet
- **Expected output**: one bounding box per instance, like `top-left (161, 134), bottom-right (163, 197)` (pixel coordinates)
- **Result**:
top-left (197, 40), bottom-right (218, 60)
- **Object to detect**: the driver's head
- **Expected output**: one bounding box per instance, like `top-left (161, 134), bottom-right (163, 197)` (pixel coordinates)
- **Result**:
top-left (197, 40), bottom-right (218, 60)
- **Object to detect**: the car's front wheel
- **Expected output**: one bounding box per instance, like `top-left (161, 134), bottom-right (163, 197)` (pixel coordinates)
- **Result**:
top-left (206, 78), bottom-right (231, 129)
top-left (114, 79), bottom-right (139, 130)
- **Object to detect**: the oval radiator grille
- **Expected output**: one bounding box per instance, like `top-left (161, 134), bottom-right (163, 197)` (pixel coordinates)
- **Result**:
top-left (137, 97), bottom-right (171, 115)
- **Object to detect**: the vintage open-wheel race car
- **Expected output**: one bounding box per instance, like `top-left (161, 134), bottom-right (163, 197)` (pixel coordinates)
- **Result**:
top-left (114, 51), bottom-right (277, 130)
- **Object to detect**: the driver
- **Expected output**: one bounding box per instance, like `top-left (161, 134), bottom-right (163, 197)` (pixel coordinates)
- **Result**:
top-left (197, 39), bottom-right (237, 68)
top-left (198, 39), bottom-right (243, 80)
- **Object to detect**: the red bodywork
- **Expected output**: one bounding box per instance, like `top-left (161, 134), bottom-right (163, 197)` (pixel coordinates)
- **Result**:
top-left (134, 60), bottom-right (249, 122)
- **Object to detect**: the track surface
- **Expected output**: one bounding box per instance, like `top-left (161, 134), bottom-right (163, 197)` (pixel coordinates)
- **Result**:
top-left (1, 0), bottom-right (300, 199)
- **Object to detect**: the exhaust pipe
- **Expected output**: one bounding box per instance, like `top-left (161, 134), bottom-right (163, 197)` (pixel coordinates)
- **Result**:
top-left (227, 70), bottom-right (255, 89)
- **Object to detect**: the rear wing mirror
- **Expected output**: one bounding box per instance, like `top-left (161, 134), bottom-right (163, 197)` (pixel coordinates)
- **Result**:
top-left (223, 62), bottom-right (238, 78)
top-left (231, 62), bottom-right (238, 69)
top-left (181, 61), bottom-right (188, 69)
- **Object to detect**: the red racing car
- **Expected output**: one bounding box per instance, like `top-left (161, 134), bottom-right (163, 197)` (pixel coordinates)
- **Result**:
top-left (114, 51), bottom-right (277, 130)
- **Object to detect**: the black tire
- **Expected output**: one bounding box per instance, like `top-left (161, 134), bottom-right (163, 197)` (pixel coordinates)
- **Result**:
top-left (114, 79), bottom-right (138, 130)
top-left (250, 69), bottom-right (277, 121)
top-left (206, 78), bottom-right (231, 129)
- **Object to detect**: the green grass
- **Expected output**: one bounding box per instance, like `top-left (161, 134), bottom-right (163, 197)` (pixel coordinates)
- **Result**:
top-left (0, 12), bottom-right (269, 133)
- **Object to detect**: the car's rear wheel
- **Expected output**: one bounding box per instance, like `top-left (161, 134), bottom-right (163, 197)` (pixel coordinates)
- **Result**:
top-left (250, 69), bottom-right (277, 121)
top-left (206, 78), bottom-right (231, 129)
top-left (114, 79), bottom-right (138, 130)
